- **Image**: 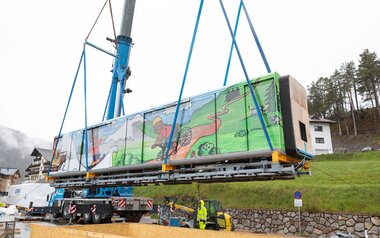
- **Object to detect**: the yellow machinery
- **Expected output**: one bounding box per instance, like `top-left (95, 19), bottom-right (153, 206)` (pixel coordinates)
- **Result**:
top-left (159, 199), bottom-right (233, 231)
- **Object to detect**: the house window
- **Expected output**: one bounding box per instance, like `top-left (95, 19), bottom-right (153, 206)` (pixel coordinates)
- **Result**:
top-left (299, 121), bottom-right (307, 142)
top-left (315, 138), bottom-right (325, 144)
top-left (314, 126), bottom-right (323, 132)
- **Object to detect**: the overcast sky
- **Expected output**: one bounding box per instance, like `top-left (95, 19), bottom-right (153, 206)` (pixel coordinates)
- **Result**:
top-left (0, 0), bottom-right (379, 143)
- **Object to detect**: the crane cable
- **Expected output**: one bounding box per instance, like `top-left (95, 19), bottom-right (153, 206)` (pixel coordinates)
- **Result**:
top-left (85, 0), bottom-right (108, 41)
top-left (85, 0), bottom-right (118, 48)
top-left (109, 0), bottom-right (118, 49)
top-left (310, 164), bottom-right (375, 196)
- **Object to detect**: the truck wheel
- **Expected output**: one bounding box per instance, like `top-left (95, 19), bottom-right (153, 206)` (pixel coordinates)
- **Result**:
top-left (206, 224), bottom-right (219, 230)
top-left (52, 213), bottom-right (60, 218)
top-left (122, 211), bottom-right (143, 222)
top-left (72, 214), bottom-right (79, 221)
top-left (83, 213), bottom-right (92, 224)
top-left (92, 213), bottom-right (102, 224)
top-left (62, 203), bottom-right (70, 220)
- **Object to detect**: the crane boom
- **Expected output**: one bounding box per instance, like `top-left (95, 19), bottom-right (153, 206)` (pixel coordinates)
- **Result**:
top-left (106, 0), bottom-right (136, 120)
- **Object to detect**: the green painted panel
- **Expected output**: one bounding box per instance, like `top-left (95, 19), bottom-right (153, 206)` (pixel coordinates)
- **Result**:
top-left (215, 85), bottom-right (248, 153)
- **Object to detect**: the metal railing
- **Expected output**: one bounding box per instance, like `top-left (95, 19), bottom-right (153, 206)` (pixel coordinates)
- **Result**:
top-left (0, 220), bottom-right (16, 238)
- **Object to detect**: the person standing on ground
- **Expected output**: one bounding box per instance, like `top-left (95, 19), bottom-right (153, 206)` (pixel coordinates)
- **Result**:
top-left (197, 200), bottom-right (207, 230)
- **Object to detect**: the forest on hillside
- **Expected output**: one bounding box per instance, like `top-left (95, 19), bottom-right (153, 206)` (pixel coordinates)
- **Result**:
top-left (307, 49), bottom-right (380, 136)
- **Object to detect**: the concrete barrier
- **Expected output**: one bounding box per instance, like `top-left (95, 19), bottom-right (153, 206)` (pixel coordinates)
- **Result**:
top-left (30, 223), bottom-right (291, 238)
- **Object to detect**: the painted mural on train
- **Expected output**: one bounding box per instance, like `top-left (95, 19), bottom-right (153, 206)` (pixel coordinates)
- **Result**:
top-left (51, 73), bottom-right (285, 172)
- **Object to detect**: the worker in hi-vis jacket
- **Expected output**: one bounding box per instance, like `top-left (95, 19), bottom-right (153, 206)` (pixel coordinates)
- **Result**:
top-left (197, 200), bottom-right (207, 230)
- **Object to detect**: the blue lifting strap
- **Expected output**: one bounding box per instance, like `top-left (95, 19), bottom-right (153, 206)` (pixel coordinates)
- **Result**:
top-left (48, 47), bottom-right (85, 176)
top-left (223, 1), bottom-right (242, 87)
top-left (219, 0), bottom-right (274, 151)
top-left (163, 0), bottom-right (205, 165)
top-left (102, 83), bottom-right (113, 122)
top-left (83, 45), bottom-right (90, 172)
top-left (241, 0), bottom-right (271, 73)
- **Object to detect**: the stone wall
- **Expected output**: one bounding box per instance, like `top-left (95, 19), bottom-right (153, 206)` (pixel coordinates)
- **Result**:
top-left (226, 209), bottom-right (380, 238)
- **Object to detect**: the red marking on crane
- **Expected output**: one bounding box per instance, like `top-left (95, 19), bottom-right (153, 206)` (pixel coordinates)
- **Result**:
top-left (91, 204), bottom-right (97, 214)
top-left (69, 204), bottom-right (77, 214)
top-left (119, 199), bottom-right (126, 208)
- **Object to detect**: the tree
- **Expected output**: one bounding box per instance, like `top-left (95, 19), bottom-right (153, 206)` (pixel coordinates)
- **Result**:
top-left (329, 70), bottom-right (349, 135)
top-left (307, 49), bottom-right (380, 136)
top-left (357, 49), bottom-right (380, 119)
top-left (308, 78), bottom-right (327, 117)
top-left (340, 62), bottom-right (358, 136)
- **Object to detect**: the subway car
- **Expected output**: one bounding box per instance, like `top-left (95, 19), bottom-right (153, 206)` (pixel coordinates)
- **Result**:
top-left (50, 72), bottom-right (313, 175)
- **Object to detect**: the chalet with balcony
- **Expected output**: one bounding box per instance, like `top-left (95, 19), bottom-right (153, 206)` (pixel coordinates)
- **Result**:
top-left (25, 147), bottom-right (53, 181)
top-left (0, 168), bottom-right (20, 196)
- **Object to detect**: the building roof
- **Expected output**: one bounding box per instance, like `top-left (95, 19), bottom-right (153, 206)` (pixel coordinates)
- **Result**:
top-left (25, 163), bottom-right (32, 172)
top-left (309, 114), bottom-right (336, 124)
top-left (30, 147), bottom-right (53, 161)
top-left (0, 167), bottom-right (20, 176)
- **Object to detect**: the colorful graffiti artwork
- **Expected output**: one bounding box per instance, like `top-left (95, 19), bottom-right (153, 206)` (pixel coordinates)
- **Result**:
top-left (52, 73), bottom-right (285, 172)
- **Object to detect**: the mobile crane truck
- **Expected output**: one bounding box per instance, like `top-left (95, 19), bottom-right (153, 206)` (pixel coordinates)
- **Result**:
top-left (29, 187), bottom-right (152, 224)
top-left (28, 0), bottom-right (153, 224)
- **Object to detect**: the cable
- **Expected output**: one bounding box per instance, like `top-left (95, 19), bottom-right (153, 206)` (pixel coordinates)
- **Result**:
top-left (163, 0), bottom-right (205, 165)
top-left (109, 0), bottom-right (118, 49)
top-left (85, 0), bottom-right (109, 41)
top-left (219, 0), bottom-right (273, 151)
top-left (241, 0), bottom-right (271, 73)
top-left (48, 49), bottom-right (85, 176)
top-left (223, 1), bottom-right (242, 87)
top-left (83, 45), bottom-right (90, 172)
top-left (310, 164), bottom-right (374, 196)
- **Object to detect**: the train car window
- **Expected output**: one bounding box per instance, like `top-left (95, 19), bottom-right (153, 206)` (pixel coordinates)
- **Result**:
top-left (299, 121), bottom-right (307, 142)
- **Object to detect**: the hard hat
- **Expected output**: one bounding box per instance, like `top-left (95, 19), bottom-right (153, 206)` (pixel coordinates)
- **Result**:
top-left (153, 116), bottom-right (162, 126)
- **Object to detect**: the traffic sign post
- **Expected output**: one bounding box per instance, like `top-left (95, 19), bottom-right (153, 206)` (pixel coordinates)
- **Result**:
top-left (294, 199), bottom-right (302, 207)
top-left (294, 191), bottom-right (302, 236)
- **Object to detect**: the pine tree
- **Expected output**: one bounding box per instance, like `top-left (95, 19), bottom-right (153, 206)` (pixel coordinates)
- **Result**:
top-left (340, 62), bottom-right (358, 136)
top-left (357, 49), bottom-right (380, 119)
top-left (308, 78), bottom-right (327, 117)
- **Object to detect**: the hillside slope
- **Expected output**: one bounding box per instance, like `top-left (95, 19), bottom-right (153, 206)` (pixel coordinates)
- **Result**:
top-left (332, 133), bottom-right (380, 152)
top-left (330, 107), bottom-right (380, 152)
top-left (134, 151), bottom-right (380, 215)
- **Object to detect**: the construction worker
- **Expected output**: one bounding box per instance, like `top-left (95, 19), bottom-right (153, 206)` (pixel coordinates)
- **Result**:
top-left (197, 200), bottom-right (207, 230)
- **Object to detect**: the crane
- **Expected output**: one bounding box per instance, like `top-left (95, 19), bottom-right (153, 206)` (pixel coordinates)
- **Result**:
top-left (39, 1), bottom-right (313, 223)
top-left (105, 0), bottom-right (135, 120)
top-left (29, 0), bottom-right (153, 225)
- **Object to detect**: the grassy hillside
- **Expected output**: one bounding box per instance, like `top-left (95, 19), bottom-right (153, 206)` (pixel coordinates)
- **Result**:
top-left (134, 151), bottom-right (380, 215)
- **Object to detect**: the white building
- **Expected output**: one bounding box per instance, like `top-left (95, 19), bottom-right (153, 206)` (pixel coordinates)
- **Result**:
top-left (309, 115), bottom-right (335, 155)
top-left (25, 147), bottom-right (53, 182)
